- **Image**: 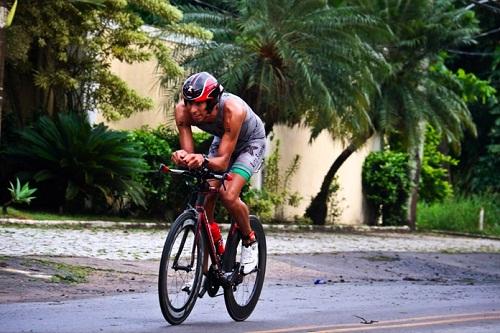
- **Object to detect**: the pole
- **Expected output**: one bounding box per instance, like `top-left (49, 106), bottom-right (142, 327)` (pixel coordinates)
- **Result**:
top-left (479, 207), bottom-right (484, 232)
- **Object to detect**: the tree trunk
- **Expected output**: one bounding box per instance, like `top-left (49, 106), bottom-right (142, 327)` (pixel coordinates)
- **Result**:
top-left (407, 123), bottom-right (426, 231)
top-left (0, 0), bottom-right (7, 143)
top-left (305, 143), bottom-right (358, 225)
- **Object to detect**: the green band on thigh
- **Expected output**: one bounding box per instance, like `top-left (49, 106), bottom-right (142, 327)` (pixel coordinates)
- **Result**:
top-left (230, 166), bottom-right (252, 181)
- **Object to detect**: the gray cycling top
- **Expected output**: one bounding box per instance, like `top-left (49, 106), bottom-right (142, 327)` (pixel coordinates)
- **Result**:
top-left (196, 93), bottom-right (266, 148)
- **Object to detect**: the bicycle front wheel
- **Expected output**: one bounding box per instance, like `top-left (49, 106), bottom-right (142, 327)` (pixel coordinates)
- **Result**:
top-left (223, 215), bottom-right (267, 321)
top-left (158, 210), bottom-right (205, 325)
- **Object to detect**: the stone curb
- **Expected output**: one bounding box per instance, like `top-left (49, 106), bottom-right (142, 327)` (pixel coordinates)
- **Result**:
top-left (3, 217), bottom-right (497, 240)
top-left (0, 217), bottom-right (410, 233)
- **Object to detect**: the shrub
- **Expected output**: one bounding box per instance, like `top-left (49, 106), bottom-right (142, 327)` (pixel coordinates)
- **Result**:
top-left (3, 113), bottom-right (146, 212)
top-left (362, 151), bottom-right (410, 226)
top-left (128, 125), bottom-right (211, 219)
top-left (420, 127), bottom-right (458, 203)
top-left (2, 178), bottom-right (37, 214)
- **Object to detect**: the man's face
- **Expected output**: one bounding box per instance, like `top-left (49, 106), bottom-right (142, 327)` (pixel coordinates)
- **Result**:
top-left (186, 101), bottom-right (208, 122)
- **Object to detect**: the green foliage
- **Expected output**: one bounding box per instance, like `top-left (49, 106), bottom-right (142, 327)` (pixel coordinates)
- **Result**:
top-left (362, 151), bottom-right (410, 226)
top-left (446, 0), bottom-right (500, 195)
top-left (8, 178), bottom-right (37, 204)
top-left (263, 140), bottom-right (302, 220)
top-left (419, 127), bottom-right (458, 203)
top-left (3, 113), bottom-right (146, 212)
top-left (177, 0), bottom-right (388, 135)
top-left (326, 176), bottom-right (343, 224)
top-left (417, 195), bottom-right (500, 236)
top-left (5, 0), bottom-right (18, 27)
top-left (127, 125), bottom-right (211, 218)
top-left (241, 188), bottom-right (274, 221)
top-left (472, 105), bottom-right (500, 193)
top-left (2, 178), bottom-right (37, 214)
top-left (431, 53), bottom-right (497, 105)
top-left (4, 0), bottom-right (208, 126)
top-left (355, 0), bottom-right (479, 149)
top-left (127, 126), bottom-right (174, 216)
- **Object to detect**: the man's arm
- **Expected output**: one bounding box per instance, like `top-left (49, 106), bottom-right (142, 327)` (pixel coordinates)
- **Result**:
top-left (182, 98), bottom-right (245, 171)
top-left (172, 102), bottom-right (194, 166)
top-left (209, 98), bottom-right (245, 170)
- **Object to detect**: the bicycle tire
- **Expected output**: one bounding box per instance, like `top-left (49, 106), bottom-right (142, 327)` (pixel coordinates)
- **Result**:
top-left (158, 210), bottom-right (205, 325)
top-left (223, 215), bottom-right (267, 321)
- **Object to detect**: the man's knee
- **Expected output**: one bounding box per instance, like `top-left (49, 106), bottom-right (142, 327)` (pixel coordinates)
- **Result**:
top-left (219, 188), bottom-right (240, 209)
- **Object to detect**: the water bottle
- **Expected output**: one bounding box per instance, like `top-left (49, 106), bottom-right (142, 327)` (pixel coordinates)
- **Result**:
top-left (209, 221), bottom-right (225, 255)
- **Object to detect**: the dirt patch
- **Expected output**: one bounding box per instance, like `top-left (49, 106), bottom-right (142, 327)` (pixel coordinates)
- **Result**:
top-left (1, 252), bottom-right (500, 303)
top-left (0, 256), bottom-right (158, 303)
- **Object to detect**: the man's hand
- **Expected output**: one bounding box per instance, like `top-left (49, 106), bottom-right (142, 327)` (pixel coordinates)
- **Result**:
top-left (171, 150), bottom-right (188, 166)
top-left (182, 153), bottom-right (205, 169)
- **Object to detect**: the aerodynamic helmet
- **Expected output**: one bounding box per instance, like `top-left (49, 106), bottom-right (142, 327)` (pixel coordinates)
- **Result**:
top-left (182, 72), bottom-right (224, 111)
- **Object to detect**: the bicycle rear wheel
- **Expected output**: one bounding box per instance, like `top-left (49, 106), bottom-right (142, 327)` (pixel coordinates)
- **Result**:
top-left (158, 210), bottom-right (205, 325)
top-left (223, 215), bottom-right (267, 321)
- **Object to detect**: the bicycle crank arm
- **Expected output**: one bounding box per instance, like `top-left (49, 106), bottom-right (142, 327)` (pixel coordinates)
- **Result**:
top-left (222, 263), bottom-right (244, 288)
top-left (172, 264), bottom-right (192, 272)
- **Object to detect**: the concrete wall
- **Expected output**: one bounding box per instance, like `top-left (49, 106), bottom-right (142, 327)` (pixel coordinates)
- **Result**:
top-left (94, 58), bottom-right (176, 130)
top-left (270, 125), bottom-right (381, 225)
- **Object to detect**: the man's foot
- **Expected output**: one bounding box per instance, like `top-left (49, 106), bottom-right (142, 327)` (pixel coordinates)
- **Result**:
top-left (240, 241), bottom-right (258, 274)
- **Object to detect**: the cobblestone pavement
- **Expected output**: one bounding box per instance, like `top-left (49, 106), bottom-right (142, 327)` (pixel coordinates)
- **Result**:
top-left (1, 226), bottom-right (499, 260)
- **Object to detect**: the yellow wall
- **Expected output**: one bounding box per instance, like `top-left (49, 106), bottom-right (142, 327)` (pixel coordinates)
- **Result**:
top-left (270, 125), bottom-right (380, 224)
top-left (94, 58), bottom-right (176, 130)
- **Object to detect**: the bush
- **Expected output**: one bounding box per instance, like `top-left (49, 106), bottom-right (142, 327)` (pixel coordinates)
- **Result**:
top-left (420, 127), bottom-right (458, 203)
top-left (3, 113), bottom-right (146, 212)
top-left (2, 178), bottom-right (37, 214)
top-left (417, 195), bottom-right (500, 236)
top-left (128, 125), bottom-right (211, 219)
top-left (362, 151), bottom-right (410, 226)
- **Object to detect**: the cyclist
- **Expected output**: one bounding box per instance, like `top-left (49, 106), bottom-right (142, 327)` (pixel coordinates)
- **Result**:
top-left (171, 72), bottom-right (266, 274)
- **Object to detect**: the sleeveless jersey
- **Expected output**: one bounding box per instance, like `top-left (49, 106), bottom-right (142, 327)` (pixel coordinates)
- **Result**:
top-left (196, 93), bottom-right (265, 151)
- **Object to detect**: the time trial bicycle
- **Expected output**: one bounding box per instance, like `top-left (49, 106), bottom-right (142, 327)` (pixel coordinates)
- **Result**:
top-left (157, 164), bottom-right (267, 325)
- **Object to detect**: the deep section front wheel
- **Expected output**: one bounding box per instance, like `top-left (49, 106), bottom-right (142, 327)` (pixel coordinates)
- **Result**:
top-left (223, 215), bottom-right (267, 321)
top-left (158, 210), bottom-right (205, 325)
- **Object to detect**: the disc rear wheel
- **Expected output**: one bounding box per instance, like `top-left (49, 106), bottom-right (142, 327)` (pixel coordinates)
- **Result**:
top-left (223, 216), bottom-right (267, 321)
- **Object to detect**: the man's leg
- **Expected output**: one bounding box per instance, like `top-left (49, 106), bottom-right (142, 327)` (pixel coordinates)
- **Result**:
top-left (219, 174), bottom-right (258, 274)
top-left (218, 174), bottom-right (251, 236)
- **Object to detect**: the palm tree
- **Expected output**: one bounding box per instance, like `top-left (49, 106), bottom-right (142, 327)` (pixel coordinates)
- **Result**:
top-left (175, 0), bottom-right (386, 134)
top-left (313, 0), bottom-right (478, 228)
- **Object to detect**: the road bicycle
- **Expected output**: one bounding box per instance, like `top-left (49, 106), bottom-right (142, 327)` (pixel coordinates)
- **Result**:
top-left (157, 164), bottom-right (267, 325)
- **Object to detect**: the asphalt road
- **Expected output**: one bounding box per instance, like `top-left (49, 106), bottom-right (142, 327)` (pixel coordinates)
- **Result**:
top-left (1, 282), bottom-right (499, 333)
top-left (1, 252), bottom-right (500, 333)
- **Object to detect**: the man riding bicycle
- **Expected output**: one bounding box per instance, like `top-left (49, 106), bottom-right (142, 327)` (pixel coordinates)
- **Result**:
top-left (171, 72), bottom-right (266, 274)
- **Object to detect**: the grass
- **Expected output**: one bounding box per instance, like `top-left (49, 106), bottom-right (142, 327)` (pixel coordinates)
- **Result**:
top-left (2, 207), bottom-right (157, 223)
top-left (22, 259), bottom-right (94, 284)
top-left (417, 195), bottom-right (500, 237)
